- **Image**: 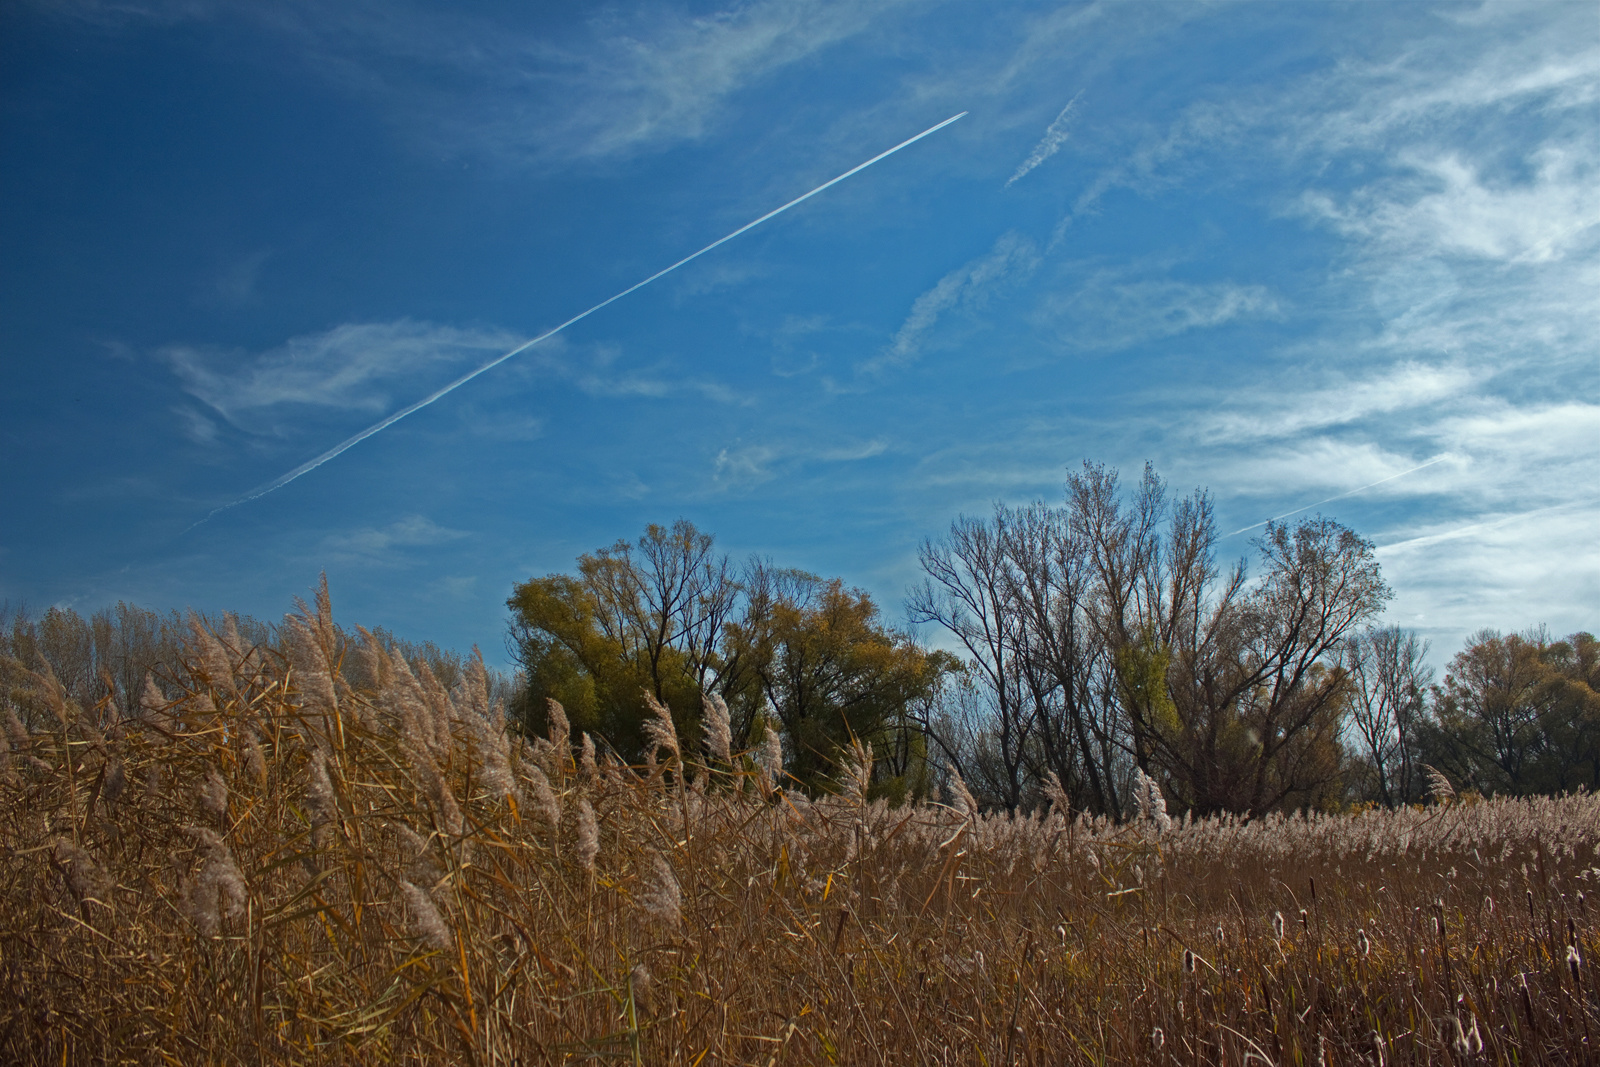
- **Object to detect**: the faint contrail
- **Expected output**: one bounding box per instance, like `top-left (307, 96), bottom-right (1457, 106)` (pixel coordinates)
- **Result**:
top-left (191, 112), bottom-right (969, 528)
top-left (1224, 454), bottom-right (1451, 539)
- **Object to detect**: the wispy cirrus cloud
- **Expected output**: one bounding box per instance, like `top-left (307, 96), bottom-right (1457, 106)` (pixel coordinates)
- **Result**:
top-left (1034, 272), bottom-right (1278, 352)
top-left (36, 0), bottom-right (902, 165)
top-left (1006, 92), bottom-right (1081, 187)
top-left (161, 319), bottom-right (521, 434)
top-left (713, 435), bottom-right (888, 487)
top-left (322, 514), bottom-right (469, 564)
top-left (862, 232), bottom-right (1040, 375)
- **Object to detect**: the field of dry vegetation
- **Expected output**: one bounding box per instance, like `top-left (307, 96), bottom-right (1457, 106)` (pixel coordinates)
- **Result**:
top-left (3, 589), bottom-right (1598, 1065)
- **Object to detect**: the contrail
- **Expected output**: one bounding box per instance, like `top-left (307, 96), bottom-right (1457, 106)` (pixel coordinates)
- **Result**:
top-left (1224, 454), bottom-right (1451, 539)
top-left (191, 112), bottom-right (969, 528)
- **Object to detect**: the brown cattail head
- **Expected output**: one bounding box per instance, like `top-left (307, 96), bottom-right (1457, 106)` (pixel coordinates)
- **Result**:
top-left (181, 827), bottom-right (247, 937)
top-left (200, 764), bottom-right (229, 822)
top-left (948, 764), bottom-right (979, 822)
top-left (1272, 910), bottom-right (1286, 940)
top-left (575, 797), bottom-right (599, 874)
top-left (755, 723), bottom-right (783, 794)
top-left (399, 879), bottom-right (453, 952)
top-left (188, 613), bottom-right (236, 698)
top-left (701, 692), bottom-right (732, 766)
top-left (53, 838), bottom-right (113, 909)
top-left (642, 691), bottom-right (680, 762)
top-left (638, 851), bottom-right (682, 928)
top-left (526, 762), bottom-right (561, 831)
top-left (546, 698), bottom-right (570, 756)
top-left (839, 737), bottom-right (872, 805)
top-left (579, 732), bottom-right (598, 783)
top-left (1042, 771), bottom-right (1070, 820)
top-left (1422, 764), bottom-right (1456, 804)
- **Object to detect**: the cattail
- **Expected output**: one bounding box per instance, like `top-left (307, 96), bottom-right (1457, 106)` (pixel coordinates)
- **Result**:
top-left (1150, 1027), bottom-right (1164, 1050)
top-left (416, 661), bottom-right (456, 759)
top-left (755, 724), bottom-right (783, 794)
top-left (200, 764), bottom-right (229, 821)
top-left (526, 762), bottom-right (561, 830)
top-left (948, 765), bottom-right (979, 822)
top-left (223, 612), bottom-right (247, 668)
top-left (1042, 771), bottom-right (1070, 819)
top-left (182, 827), bottom-right (248, 937)
top-left (840, 738), bottom-right (872, 804)
top-left (642, 691), bottom-right (680, 762)
top-left (53, 839), bottom-right (113, 908)
top-left (102, 756), bottom-right (127, 804)
top-left (353, 625), bottom-right (390, 691)
top-left (1133, 767), bottom-right (1172, 832)
top-left (1183, 948), bottom-right (1196, 974)
top-left (1358, 928), bottom-right (1371, 957)
top-left (479, 701), bottom-right (519, 803)
top-left (1369, 1030), bottom-right (1386, 1067)
top-left (243, 732), bottom-right (267, 782)
top-left (1422, 764), bottom-right (1456, 804)
top-left (396, 823), bottom-right (428, 860)
top-left (1569, 943), bottom-right (1583, 983)
top-left (189, 614), bottom-right (236, 697)
top-left (1300, 908), bottom-right (1310, 933)
top-left (575, 797), bottom-right (599, 874)
top-left (461, 650), bottom-right (491, 721)
top-left (638, 851), bottom-right (682, 928)
top-left (389, 650), bottom-right (434, 760)
top-left (399, 879), bottom-right (453, 952)
top-left (285, 615), bottom-right (337, 717)
top-left (3, 705), bottom-right (27, 750)
top-left (139, 674), bottom-right (167, 722)
top-left (701, 692), bottom-right (732, 765)
top-left (1272, 910), bottom-right (1286, 940)
top-left (630, 962), bottom-right (655, 1018)
top-left (579, 732), bottom-right (598, 783)
top-left (307, 751), bottom-right (337, 827)
top-left (546, 698), bottom-right (571, 757)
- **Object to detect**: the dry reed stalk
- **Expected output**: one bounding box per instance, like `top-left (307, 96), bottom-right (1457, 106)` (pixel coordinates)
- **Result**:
top-left (3, 588), bottom-right (1598, 1065)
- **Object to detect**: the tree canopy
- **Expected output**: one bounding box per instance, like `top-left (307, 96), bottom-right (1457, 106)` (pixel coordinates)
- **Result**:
top-left (506, 520), bottom-right (948, 795)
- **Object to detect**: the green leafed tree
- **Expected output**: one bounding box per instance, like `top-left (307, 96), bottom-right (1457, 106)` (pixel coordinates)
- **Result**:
top-left (506, 521), bottom-right (949, 795)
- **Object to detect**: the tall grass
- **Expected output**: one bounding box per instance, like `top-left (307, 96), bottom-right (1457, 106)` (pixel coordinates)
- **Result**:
top-left (2, 587), bottom-right (1596, 1064)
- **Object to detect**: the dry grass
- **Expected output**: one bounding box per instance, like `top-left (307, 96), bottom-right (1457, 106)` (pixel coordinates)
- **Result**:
top-left (3, 593), bottom-right (1597, 1065)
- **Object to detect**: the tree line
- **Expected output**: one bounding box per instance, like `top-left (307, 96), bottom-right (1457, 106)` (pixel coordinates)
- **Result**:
top-left (4, 460), bottom-right (1593, 816)
top-left (504, 463), bottom-right (1597, 815)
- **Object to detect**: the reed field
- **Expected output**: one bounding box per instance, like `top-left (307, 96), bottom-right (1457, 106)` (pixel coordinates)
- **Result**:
top-left (2, 589), bottom-right (1597, 1065)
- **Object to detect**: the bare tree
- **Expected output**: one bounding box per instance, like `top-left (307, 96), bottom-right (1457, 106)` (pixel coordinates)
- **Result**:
top-left (909, 514), bottom-right (1033, 810)
top-left (1346, 626), bottom-right (1432, 806)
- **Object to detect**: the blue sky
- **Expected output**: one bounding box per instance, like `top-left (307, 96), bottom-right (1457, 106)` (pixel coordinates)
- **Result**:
top-left (3, 0), bottom-right (1596, 667)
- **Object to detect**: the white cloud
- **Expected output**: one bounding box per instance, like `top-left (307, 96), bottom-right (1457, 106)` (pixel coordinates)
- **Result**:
top-left (1302, 144), bottom-right (1600, 264)
top-left (712, 435), bottom-right (889, 488)
top-left (1376, 501), bottom-right (1600, 657)
top-left (1006, 93), bottom-right (1081, 188)
top-left (865, 232), bottom-right (1040, 373)
top-left (1035, 273), bottom-right (1277, 351)
top-left (162, 319), bottom-right (520, 432)
top-left (322, 514), bottom-right (469, 561)
top-left (1200, 361), bottom-right (1477, 445)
